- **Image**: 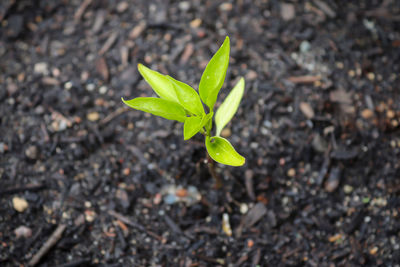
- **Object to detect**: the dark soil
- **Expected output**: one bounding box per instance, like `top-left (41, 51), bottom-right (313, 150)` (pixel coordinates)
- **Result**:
top-left (1, 0), bottom-right (400, 266)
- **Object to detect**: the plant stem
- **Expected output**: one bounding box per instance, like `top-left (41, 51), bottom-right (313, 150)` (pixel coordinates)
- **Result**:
top-left (206, 153), bottom-right (222, 189)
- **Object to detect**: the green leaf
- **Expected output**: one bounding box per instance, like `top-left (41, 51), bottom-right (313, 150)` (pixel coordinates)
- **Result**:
top-left (183, 116), bottom-right (202, 140)
top-left (205, 136), bottom-right (245, 166)
top-left (166, 76), bottom-right (205, 116)
top-left (215, 77), bottom-right (245, 136)
top-left (199, 36), bottom-right (230, 111)
top-left (122, 97), bottom-right (187, 122)
top-left (137, 64), bottom-right (178, 103)
top-left (183, 112), bottom-right (213, 140)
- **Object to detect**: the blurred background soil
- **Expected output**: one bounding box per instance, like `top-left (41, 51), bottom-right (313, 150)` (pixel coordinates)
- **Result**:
top-left (1, 0), bottom-right (400, 266)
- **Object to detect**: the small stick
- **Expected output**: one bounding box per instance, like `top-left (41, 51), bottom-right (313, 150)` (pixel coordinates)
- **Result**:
top-left (28, 224), bottom-right (67, 266)
top-left (108, 210), bottom-right (163, 241)
top-left (206, 154), bottom-right (222, 189)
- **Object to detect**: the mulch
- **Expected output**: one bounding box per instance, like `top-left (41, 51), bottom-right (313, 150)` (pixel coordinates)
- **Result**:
top-left (1, 0), bottom-right (400, 266)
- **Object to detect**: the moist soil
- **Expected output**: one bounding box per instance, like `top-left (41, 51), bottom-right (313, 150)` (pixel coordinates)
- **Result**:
top-left (1, 0), bottom-right (400, 266)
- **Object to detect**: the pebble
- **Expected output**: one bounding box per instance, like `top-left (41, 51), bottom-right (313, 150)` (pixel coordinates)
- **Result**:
top-left (99, 85), bottom-right (108, 94)
top-left (85, 210), bottom-right (96, 222)
top-left (222, 213), bottom-right (232, 236)
top-left (280, 3), bottom-right (295, 21)
top-left (116, 189), bottom-right (130, 208)
top-left (116, 1), bottom-right (129, 13)
top-left (369, 246), bottom-right (378, 255)
top-left (324, 167), bottom-right (341, 192)
top-left (190, 18), bottom-right (202, 28)
top-left (361, 109), bottom-right (374, 119)
top-left (34, 62), bottom-right (49, 75)
top-left (240, 203), bottom-right (249, 214)
top-left (86, 83), bottom-right (96, 91)
top-left (287, 168), bottom-right (296, 177)
top-left (0, 142), bottom-right (8, 153)
top-left (25, 145), bottom-right (38, 160)
top-left (299, 40), bottom-right (311, 53)
top-left (219, 3), bottom-right (233, 12)
top-left (14, 225), bottom-right (32, 238)
top-left (343, 185), bottom-right (353, 194)
top-left (221, 128), bottom-right (231, 138)
top-left (245, 70), bottom-right (257, 81)
top-left (87, 112), bottom-right (100, 121)
top-left (299, 102), bottom-right (315, 119)
top-left (178, 1), bottom-right (190, 12)
top-left (12, 196), bottom-right (29, 212)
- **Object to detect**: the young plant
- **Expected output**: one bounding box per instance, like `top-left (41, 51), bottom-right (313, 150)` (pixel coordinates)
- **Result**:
top-left (122, 36), bottom-right (245, 166)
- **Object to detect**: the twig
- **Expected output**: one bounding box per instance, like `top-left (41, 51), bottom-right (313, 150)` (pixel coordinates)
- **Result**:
top-left (206, 154), bottom-right (222, 189)
top-left (0, 183), bottom-right (46, 195)
top-left (28, 224), bottom-right (67, 266)
top-left (287, 75), bottom-right (321, 84)
top-left (107, 210), bottom-right (163, 241)
top-left (99, 106), bottom-right (129, 126)
top-left (74, 0), bottom-right (92, 23)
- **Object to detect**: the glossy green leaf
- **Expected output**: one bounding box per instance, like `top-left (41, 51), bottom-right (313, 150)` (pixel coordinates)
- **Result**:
top-left (122, 97), bottom-right (187, 122)
top-left (137, 64), bottom-right (178, 103)
top-left (183, 112), bottom-right (213, 140)
top-left (215, 77), bottom-right (245, 136)
top-left (167, 76), bottom-right (205, 116)
top-left (183, 116), bottom-right (202, 140)
top-left (199, 36), bottom-right (230, 111)
top-left (205, 136), bottom-right (245, 166)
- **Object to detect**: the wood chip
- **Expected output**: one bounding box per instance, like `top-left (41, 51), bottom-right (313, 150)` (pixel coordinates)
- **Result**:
top-left (180, 43), bottom-right (194, 64)
top-left (99, 31), bottom-right (118, 55)
top-left (74, 0), bottom-right (92, 23)
top-left (129, 21), bottom-right (146, 40)
top-left (288, 75), bottom-right (321, 84)
top-left (235, 202), bottom-right (267, 237)
top-left (300, 102), bottom-right (315, 119)
top-left (92, 9), bottom-right (106, 34)
top-left (96, 57), bottom-right (109, 81)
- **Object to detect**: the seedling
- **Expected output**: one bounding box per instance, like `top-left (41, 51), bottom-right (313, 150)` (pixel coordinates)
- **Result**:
top-left (122, 36), bottom-right (245, 167)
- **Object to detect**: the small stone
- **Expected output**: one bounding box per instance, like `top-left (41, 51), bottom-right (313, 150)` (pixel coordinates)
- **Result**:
top-left (361, 109), bottom-right (374, 119)
top-left (99, 85), bottom-right (107, 94)
top-left (300, 102), bottom-right (315, 119)
top-left (14, 226), bottom-right (32, 238)
top-left (116, 189), bottom-right (130, 208)
top-left (85, 210), bottom-right (96, 222)
top-left (369, 246), bottom-right (378, 255)
top-left (34, 62), bottom-right (49, 75)
top-left (221, 128), bottom-right (231, 138)
top-left (12, 196), bottom-right (29, 212)
top-left (287, 168), bottom-right (296, 177)
top-left (245, 70), bottom-right (257, 81)
top-left (280, 3), bottom-right (295, 21)
top-left (240, 203), bottom-right (248, 214)
top-left (87, 112), bottom-right (100, 121)
top-left (25, 145), bottom-right (38, 160)
top-left (387, 110), bottom-right (395, 119)
top-left (343, 185), bottom-right (353, 194)
top-left (325, 167), bottom-right (341, 192)
top-left (299, 41), bottom-right (311, 53)
top-left (116, 1), bottom-right (129, 13)
top-left (367, 72), bottom-right (375, 81)
top-left (123, 168), bottom-right (130, 176)
top-left (86, 83), bottom-right (96, 91)
top-left (178, 1), bottom-right (190, 12)
top-left (219, 2), bottom-right (233, 11)
top-left (190, 18), bottom-right (202, 28)
top-left (0, 142), bottom-right (8, 153)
